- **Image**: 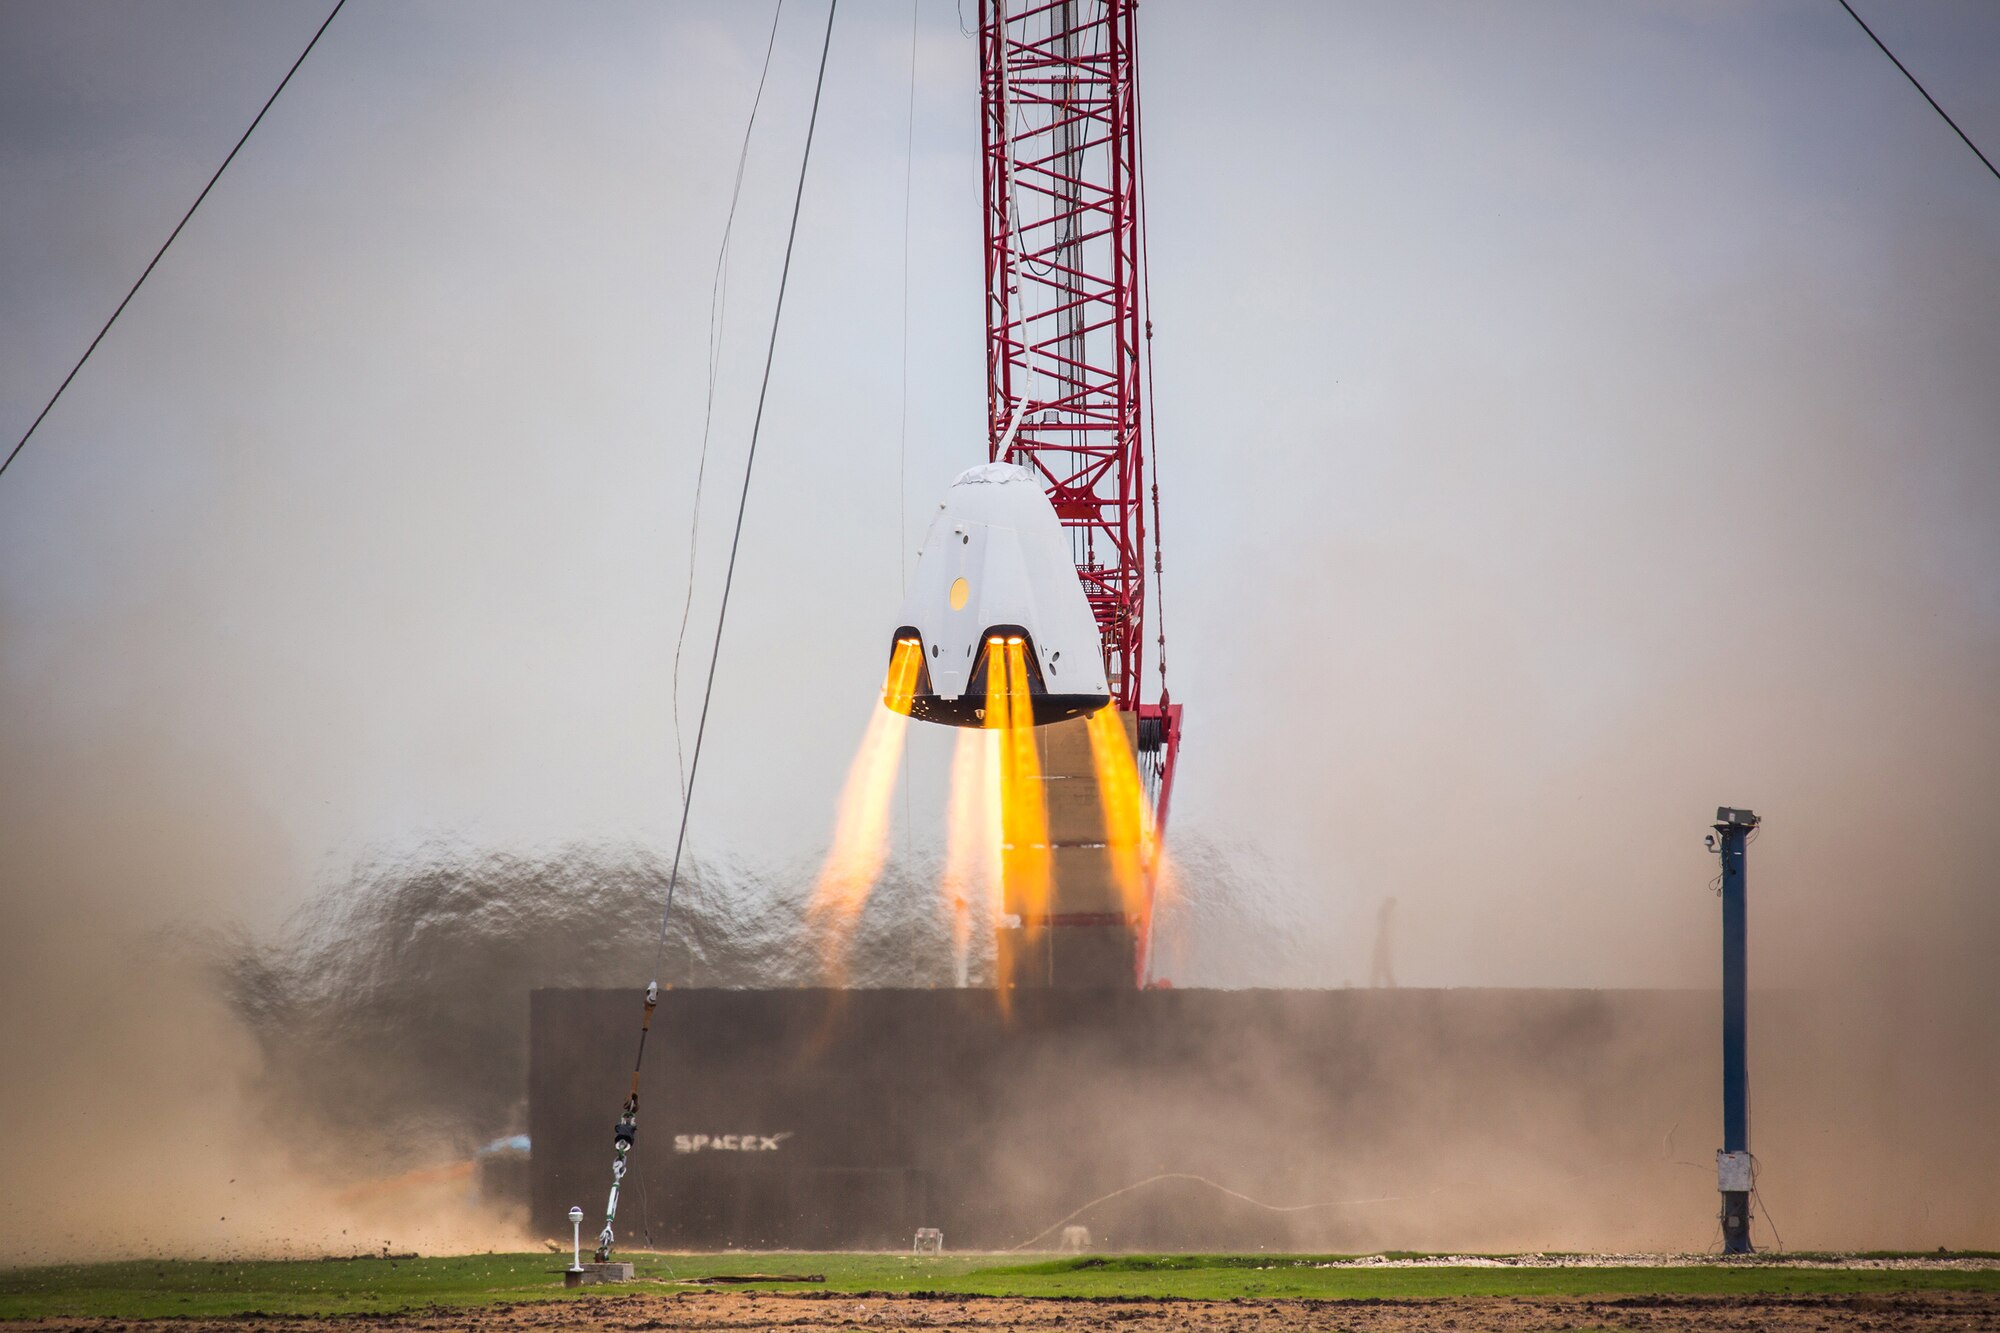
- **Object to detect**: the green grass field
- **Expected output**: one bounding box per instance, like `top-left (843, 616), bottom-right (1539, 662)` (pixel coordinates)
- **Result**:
top-left (3, 1252), bottom-right (1996, 1321)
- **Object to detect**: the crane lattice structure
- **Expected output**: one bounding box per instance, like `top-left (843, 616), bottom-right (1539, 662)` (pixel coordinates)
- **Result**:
top-left (979, 0), bottom-right (1181, 835)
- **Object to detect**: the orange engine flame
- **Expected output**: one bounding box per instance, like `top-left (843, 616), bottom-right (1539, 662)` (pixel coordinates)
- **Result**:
top-left (986, 639), bottom-right (1050, 999)
top-left (808, 639), bottom-right (922, 981)
top-left (993, 640), bottom-right (1050, 928)
top-left (882, 637), bottom-right (921, 715)
top-left (1085, 705), bottom-right (1153, 926)
top-left (940, 726), bottom-right (1001, 987)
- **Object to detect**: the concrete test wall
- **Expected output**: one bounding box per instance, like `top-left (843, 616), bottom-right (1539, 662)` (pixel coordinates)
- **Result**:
top-left (529, 987), bottom-right (1719, 1251)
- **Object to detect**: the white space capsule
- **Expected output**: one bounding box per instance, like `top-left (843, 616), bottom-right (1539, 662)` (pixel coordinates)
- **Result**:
top-left (894, 462), bottom-right (1110, 727)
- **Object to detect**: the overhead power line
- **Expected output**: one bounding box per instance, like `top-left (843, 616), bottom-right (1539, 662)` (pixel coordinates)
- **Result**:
top-left (0, 0), bottom-right (348, 485)
top-left (1834, 0), bottom-right (2000, 186)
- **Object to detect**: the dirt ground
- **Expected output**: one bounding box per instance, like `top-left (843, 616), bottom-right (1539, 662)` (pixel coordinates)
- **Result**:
top-left (18, 1289), bottom-right (2000, 1333)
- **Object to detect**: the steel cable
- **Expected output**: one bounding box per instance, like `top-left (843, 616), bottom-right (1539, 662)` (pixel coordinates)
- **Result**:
top-left (1010, 1172), bottom-right (1403, 1252)
top-left (898, 0), bottom-right (919, 855)
top-left (1833, 0), bottom-right (1999, 185)
top-left (641, 0), bottom-right (840, 1061)
top-left (593, 0), bottom-right (840, 1264)
top-left (672, 0), bottom-right (788, 805)
top-left (1, 0), bottom-right (347, 485)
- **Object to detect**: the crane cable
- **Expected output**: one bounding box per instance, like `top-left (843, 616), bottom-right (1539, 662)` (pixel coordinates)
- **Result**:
top-left (592, 0), bottom-right (841, 1266)
top-left (672, 0), bottom-right (788, 806)
top-left (0, 0), bottom-right (347, 485)
top-left (897, 0), bottom-right (919, 855)
top-left (1833, 0), bottom-right (2000, 186)
top-left (1132, 7), bottom-right (1168, 695)
top-left (1130, 1), bottom-right (1170, 992)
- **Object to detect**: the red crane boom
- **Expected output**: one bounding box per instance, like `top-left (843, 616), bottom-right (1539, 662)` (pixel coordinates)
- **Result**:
top-left (979, 0), bottom-right (1181, 845)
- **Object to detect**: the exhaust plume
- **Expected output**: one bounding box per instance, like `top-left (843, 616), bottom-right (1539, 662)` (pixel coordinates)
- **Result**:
top-left (807, 640), bottom-right (922, 980)
top-left (940, 726), bottom-right (1002, 986)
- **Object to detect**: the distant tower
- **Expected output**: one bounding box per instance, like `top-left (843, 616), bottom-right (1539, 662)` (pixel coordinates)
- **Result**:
top-left (1368, 896), bottom-right (1398, 988)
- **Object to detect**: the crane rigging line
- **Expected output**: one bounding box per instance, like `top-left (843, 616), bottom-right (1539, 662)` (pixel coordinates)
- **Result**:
top-left (898, 0), bottom-right (917, 601)
top-left (0, 0), bottom-right (347, 485)
top-left (1833, 0), bottom-right (2000, 185)
top-left (651, 0), bottom-right (838, 981)
top-left (898, 0), bottom-right (919, 855)
top-left (672, 0), bottom-right (788, 803)
top-left (594, 0), bottom-right (840, 1265)
top-left (1132, 19), bottom-right (1168, 694)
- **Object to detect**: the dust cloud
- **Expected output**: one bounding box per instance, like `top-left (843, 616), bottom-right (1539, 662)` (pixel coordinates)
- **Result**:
top-left (0, 719), bottom-right (539, 1263)
top-left (0, 750), bottom-right (1307, 1264)
top-left (4, 681), bottom-right (1995, 1259)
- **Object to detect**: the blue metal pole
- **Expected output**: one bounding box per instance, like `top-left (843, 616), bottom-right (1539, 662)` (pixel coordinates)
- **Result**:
top-left (1721, 823), bottom-right (1748, 1155)
top-left (1714, 807), bottom-right (1758, 1254)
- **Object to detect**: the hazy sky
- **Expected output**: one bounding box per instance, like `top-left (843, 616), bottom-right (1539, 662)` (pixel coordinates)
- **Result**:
top-left (3, 0), bottom-right (1997, 991)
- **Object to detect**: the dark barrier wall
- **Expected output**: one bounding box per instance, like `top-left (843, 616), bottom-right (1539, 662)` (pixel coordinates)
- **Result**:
top-left (530, 987), bottom-right (1716, 1252)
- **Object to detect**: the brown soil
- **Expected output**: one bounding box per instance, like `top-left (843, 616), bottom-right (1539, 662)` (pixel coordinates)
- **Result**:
top-left (18, 1289), bottom-right (2000, 1333)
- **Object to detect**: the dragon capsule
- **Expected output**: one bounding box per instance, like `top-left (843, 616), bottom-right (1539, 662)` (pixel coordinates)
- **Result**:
top-left (892, 462), bottom-right (1110, 727)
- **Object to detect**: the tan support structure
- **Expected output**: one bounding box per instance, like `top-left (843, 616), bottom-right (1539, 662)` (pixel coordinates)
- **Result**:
top-left (996, 710), bottom-right (1141, 989)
